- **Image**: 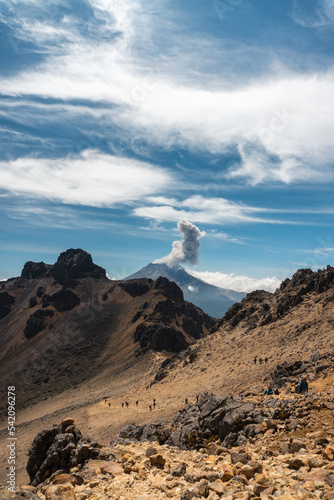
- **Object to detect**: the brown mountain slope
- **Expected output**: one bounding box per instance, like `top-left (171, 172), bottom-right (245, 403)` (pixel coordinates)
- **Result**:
top-left (147, 265), bottom-right (334, 397)
top-left (1, 263), bottom-right (334, 487)
top-left (0, 249), bottom-right (215, 413)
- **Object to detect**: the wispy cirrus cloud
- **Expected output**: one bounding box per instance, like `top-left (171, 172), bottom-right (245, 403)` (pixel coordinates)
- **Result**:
top-left (1, 1), bottom-right (334, 188)
top-left (291, 0), bottom-right (334, 28)
top-left (134, 195), bottom-right (317, 225)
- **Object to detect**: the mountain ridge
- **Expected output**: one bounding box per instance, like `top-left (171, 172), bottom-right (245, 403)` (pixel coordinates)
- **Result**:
top-left (125, 262), bottom-right (246, 318)
top-left (0, 249), bottom-right (215, 413)
top-left (1, 259), bottom-right (334, 488)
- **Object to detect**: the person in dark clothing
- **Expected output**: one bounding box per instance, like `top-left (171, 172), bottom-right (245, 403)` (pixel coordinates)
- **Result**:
top-left (253, 357), bottom-right (257, 364)
top-left (265, 384), bottom-right (273, 395)
top-left (298, 378), bottom-right (308, 394)
top-left (136, 400), bottom-right (138, 406)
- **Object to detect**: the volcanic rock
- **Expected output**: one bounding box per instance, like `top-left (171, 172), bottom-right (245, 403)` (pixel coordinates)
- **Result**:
top-left (26, 421), bottom-right (100, 486)
top-left (134, 323), bottom-right (189, 353)
top-left (218, 265), bottom-right (334, 331)
top-left (42, 289), bottom-right (80, 312)
top-left (21, 261), bottom-right (52, 280)
top-left (24, 309), bottom-right (54, 339)
top-left (0, 291), bottom-right (15, 319)
top-left (52, 248), bottom-right (106, 285)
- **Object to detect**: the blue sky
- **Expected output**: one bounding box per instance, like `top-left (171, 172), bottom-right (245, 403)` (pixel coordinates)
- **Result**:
top-left (0, 0), bottom-right (334, 292)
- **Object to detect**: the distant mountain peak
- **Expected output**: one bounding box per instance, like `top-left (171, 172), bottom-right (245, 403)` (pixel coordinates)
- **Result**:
top-left (125, 262), bottom-right (246, 318)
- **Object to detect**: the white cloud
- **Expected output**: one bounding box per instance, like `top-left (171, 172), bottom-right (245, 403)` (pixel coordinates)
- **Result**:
top-left (291, 0), bottom-right (334, 28)
top-left (187, 269), bottom-right (282, 293)
top-left (206, 230), bottom-right (244, 244)
top-left (134, 195), bottom-right (298, 225)
top-left (0, 0), bottom-right (334, 188)
top-left (0, 150), bottom-right (173, 206)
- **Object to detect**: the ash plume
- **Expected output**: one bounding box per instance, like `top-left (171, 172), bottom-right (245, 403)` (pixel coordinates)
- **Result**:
top-left (154, 220), bottom-right (206, 267)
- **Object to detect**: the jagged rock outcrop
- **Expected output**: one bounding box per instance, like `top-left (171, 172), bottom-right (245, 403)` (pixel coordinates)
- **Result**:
top-left (42, 288), bottom-right (81, 312)
top-left (115, 394), bottom-right (262, 450)
top-left (218, 265), bottom-right (334, 331)
top-left (24, 309), bottom-right (54, 339)
top-left (134, 323), bottom-right (190, 353)
top-left (52, 248), bottom-right (106, 286)
top-left (267, 350), bottom-right (334, 389)
top-left (21, 261), bottom-right (52, 280)
top-left (0, 291), bottom-right (15, 319)
top-left (114, 389), bottom-right (334, 454)
top-left (26, 419), bottom-right (111, 486)
top-left (154, 276), bottom-right (184, 302)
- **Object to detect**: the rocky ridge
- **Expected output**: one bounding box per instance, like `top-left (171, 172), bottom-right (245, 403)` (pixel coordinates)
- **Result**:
top-left (217, 266), bottom-right (334, 332)
top-left (0, 249), bottom-right (215, 412)
top-left (2, 384), bottom-right (334, 500)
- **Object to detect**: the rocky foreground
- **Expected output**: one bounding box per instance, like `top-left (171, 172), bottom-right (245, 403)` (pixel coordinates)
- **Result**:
top-left (2, 384), bottom-right (334, 500)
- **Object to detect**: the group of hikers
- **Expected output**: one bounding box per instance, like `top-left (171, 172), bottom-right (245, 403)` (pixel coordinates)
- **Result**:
top-left (106, 378), bottom-right (310, 413)
top-left (149, 398), bottom-right (157, 411)
top-left (121, 400), bottom-right (139, 408)
top-left (118, 394), bottom-right (202, 411)
top-left (254, 356), bottom-right (269, 364)
top-left (265, 377), bottom-right (309, 396)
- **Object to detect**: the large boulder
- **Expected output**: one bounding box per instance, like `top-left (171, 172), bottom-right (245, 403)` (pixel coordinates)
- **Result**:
top-left (24, 309), bottom-right (54, 339)
top-left (42, 289), bottom-right (80, 312)
top-left (0, 291), bottom-right (15, 320)
top-left (27, 420), bottom-right (101, 486)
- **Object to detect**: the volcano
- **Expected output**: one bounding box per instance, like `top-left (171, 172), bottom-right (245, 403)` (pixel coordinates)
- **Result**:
top-left (125, 262), bottom-right (246, 318)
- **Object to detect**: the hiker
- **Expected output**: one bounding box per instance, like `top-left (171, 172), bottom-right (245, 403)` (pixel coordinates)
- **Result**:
top-left (108, 402), bottom-right (111, 407)
top-left (298, 377), bottom-right (308, 395)
top-left (196, 394), bottom-right (199, 403)
top-left (273, 388), bottom-right (279, 395)
top-left (122, 402), bottom-right (124, 408)
top-left (265, 384), bottom-right (273, 396)
top-left (125, 401), bottom-right (129, 407)
top-left (259, 357), bottom-right (263, 364)
top-left (265, 357), bottom-right (268, 363)
top-left (136, 400), bottom-right (138, 406)
top-left (149, 404), bottom-right (152, 411)
top-left (185, 398), bottom-right (188, 405)
top-left (153, 400), bottom-right (156, 408)
top-left (253, 357), bottom-right (257, 364)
